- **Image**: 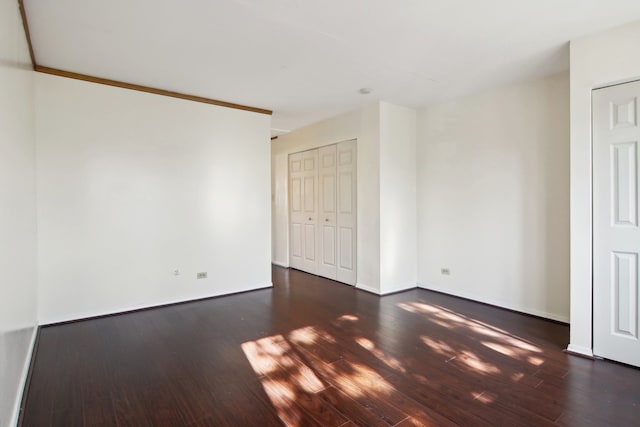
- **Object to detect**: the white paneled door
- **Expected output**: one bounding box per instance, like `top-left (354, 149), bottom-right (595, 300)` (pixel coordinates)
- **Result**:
top-left (593, 80), bottom-right (640, 368)
top-left (317, 145), bottom-right (338, 279)
top-left (289, 141), bottom-right (356, 285)
top-left (336, 140), bottom-right (357, 285)
top-left (289, 149), bottom-right (318, 274)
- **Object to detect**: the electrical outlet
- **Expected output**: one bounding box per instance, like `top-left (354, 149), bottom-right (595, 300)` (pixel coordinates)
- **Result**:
top-left (173, 269), bottom-right (180, 276)
top-left (197, 272), bottom-right (208, 279)
top-left (441, 268), bottom-right (451, 275)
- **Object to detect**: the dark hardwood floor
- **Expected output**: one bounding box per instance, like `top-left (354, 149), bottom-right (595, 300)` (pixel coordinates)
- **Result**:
top-left (21, 266), bottom-right (640, 426)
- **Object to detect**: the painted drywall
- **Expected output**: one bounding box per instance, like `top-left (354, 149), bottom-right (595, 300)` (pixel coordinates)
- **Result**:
top-left (379, 103), bottom-right (417, 294)
top-left (417, 72), bottom-right (570, 322)
top-left (569, 20), bottom-right (640, 356)
top-left (35, 74), bottom-right (272, 324)
top-left (0, 1), bottom-right (38, 426)
top-left (271, 103), bottom-right (381, 292)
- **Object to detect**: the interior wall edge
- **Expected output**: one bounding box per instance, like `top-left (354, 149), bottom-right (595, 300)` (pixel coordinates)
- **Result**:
top-left (9, 326), bottom-right (38, 427)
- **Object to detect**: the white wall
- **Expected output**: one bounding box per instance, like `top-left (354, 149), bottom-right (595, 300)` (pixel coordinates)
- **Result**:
top-left (272, 103), bottom-right (381, 292)
top-left (379, 102), bottom-right (417, 294)
top-left (0, 1), bottom-right (38, 426)
top-left (569, 20), bottom-right (640, 356)
top-left (36, 74), bottom-right (272, 324)
top-left (417, 72), bottom-right (570, 322)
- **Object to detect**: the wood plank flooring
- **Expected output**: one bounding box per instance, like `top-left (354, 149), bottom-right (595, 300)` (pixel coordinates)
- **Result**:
top-left (20, 266), bottom-right (640, 426)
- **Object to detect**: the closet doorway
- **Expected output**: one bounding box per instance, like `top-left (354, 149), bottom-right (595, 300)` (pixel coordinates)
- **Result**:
top-left (289, 140), bottom-right (356, 285)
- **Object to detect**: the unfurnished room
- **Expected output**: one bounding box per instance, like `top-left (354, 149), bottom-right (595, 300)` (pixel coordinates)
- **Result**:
top-left (2, 0), bottom-right (640, 426)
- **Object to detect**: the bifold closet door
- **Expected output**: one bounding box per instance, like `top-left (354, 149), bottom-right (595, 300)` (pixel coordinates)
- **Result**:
top-left (289, 141), bottom-right (356, 285)
top-left (317, 145), bottom-right (338, 280)
top-left (289, 150), bottom-right (318, 274)
top-left (336, 141), bottom-right (356, 285)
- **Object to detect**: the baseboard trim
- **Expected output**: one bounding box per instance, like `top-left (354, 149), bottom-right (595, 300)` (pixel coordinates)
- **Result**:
top-left (356, 283), bottom-right (381, 295)
top-left (380, 284), bottom-right (418, 296)
top-left (271, 260), bottom-right (289, 268)
top-left (12, 325), bottom-right (39, 427)
top-left (417, 283), bottom-right (570, 324)
top-left (565, 344), bottom-right (595, 359)
top-left (42, 284), bottom-right (274, 327)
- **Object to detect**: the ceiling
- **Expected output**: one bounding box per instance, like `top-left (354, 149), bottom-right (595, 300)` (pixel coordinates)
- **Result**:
top-left (24, 0), bottom-right (640, 135)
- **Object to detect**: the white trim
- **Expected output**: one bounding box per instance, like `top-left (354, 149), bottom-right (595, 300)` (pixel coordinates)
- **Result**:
top-left (417, 283), bottom-right (570, 323)
top-left (380, 284), bottom-right (417, 296)
top-left (10, 326), bottom-right (38, 427)
top-left (271, 260), bottom-right (289, 268)
top-left (566, 344), bottom-right (594, 358)
top-left (41, 283), bottom-right (274, 325)
top-left (356, 283), bottom-right (381, 295)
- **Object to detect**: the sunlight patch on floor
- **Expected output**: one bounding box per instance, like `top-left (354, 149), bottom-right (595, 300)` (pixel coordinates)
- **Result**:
top-left (242, 317), bottom-right (406, 426)
top-left (472, 391), bottom-right (497, 404)
top-left (399, 300), bottom-right (544, 373)
top-left (459, 351), bottom-right (501, 374)
top-left (421, 336), bottom-right (455, 358)
top-left (338, 314), bottom-right (359, 322)
top-left (355, 337), bottom-right (406, 373)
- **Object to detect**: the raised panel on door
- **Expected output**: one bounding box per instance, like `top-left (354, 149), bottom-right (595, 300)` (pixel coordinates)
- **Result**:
top-left (593, 80), bottom-right (640, 367)
top-left (317, 145), bottom-right (337, 280)
top-left (611, 252), bottom-right (638, 339)
top-left (339, 227), bottom-right (354, 270)
top-left (336, 140), bottom-right (357, 285)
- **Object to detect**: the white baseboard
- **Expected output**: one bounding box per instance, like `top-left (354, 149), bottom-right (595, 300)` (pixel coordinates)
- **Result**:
top-left (417, 283), bottom-right (570, 323)
top-left (271, 260), bottom-right (289, 268)
top-left (566, 344), bottom-right (594, 358)
top-left (10, 326), bottom-right (38, 427)
top-left (356, 283), bottom-right (381, 295)
top-left (42, 283), bottom-right (275, 325)
top-left (380, 284), bottom-right (417, 296)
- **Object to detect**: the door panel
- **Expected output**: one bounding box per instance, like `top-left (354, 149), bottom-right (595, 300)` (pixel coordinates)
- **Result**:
top-left (339, 227), bottom-right (353, 270)
top-left (336, 141), bottom-right (357, 285)
top-left (304, 176), bottom-right (315, 212)
top-left (289, 152), bottom-right (304, 270)
top-left (322, 225), bottom-right (336, 265)
top-left (612, 141), bottom-right (638, 226)
top-left (291, 223), bottom-right (302, 258)
top-left (612, 252), bottom-right (638, 338)
top-left (593, 80), bottom-right (640, 367)
top-left (289, 150), bottom-right (318, 274)
top-left (304, 224), bottom-right (316, 261)
top-left (317, 145), bottom-right (337, 279)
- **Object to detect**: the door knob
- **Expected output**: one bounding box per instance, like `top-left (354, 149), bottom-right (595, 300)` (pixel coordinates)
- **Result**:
top-left (325, 218), bottom-right (329, 222)
top-left (308, 217), bottom-right (312, 221)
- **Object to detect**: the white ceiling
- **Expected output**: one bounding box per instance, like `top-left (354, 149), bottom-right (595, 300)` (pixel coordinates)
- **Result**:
top-left (24, 0), bottom-right (640, 134)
